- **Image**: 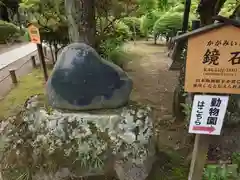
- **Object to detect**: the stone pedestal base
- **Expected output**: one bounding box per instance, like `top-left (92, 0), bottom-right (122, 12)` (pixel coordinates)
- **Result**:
top-left (0, 95), bottom-right (155, 180)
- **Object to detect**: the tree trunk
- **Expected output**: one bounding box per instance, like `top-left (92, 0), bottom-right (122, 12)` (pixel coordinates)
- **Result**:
top-left (16, 10), bottom-right (21, 30)
top-left (154, 33), bottom-right (159, 44)
top-left (0, 5), bottom-right (9, 22)
top-left (65, 0), bottom-right (81, 42)
top-left (133, 22), bottom-right (136, 45)
top-left (197, 0), bottom-right (226, 26)
top-left (81, 0), bottom-right (96, 48)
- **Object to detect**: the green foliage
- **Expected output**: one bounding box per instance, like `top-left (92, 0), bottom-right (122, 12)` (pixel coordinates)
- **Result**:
top-left (150, 2), bottom-right (184, 37)
top-left (108, 47), bottom-right (128, 68)
top-left (136, 0), bottom-right (169, 15)
top-left (97, 17), bottom-right (131, 41)
top-left (171, 3), bottom-right (185, 12)
top-left (99, 38), bottom-right (123, 58)
top-left (136, 0), bottom-right (181, 24)
top-left (203, 164), bottom-right (238, 180)
top-left (99, 20), bottom-right (131, 60)
top-left (232, 152), bottom-right (240, 172)
top-left (191, 0), bottom-right (199, 17)
top-left (137, 0), bottom-right (157, 13)
top-left (20, 0), bottom-right (68, 46)
top-left (114, 21), bottom-right (132, 41)
top-left (140, 10), bottom-right (163, 37)
top-left (153, 12), bottom-right (183, 37)
top-left (121, 17), bottom-right (143, 37)
top-left (202, 153), bottom-right (240, 179)
top-left (97, 18), bottom-right (133, 67)
top-left (152, 0), bottom-right (199, 38)
top-left (180, 102), bottom-right (192, 121)
top-left (0, 20), bottom-right (21, 43)
top-left (150, 150), bottom-right (188, 180)
top-left (220, 0), bottom-right (237, 17)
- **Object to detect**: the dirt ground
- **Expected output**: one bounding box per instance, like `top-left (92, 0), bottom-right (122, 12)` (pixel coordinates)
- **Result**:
top-left (124, 41), bottom-right (192, 158)
top-left (125, 41), bottom-right (177, 116)
top-left (124, 41), bottom-right (240, 167)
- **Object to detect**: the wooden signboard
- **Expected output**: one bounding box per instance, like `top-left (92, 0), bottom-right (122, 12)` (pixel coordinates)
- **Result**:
top-left (28, 24), bottom-right (41, 44)
top-left (185, 25), bottom-right (240, 94)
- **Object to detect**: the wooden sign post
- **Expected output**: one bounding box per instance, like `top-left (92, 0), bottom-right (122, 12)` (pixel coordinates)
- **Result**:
top-left (27, 24), bottom-right (48, 81)
top-left (28, 24), bottom-right (41, 44)
top-left (174, 18), bottom-right (240, 180)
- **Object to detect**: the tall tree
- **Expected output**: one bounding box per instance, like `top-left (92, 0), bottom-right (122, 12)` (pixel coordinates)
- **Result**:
top-left (197, 0), bottom-right (227, 25)
top-left (65, 0), bottom-right (96, 47)
top-left (81, 0), bottom-right (96, 47)
top-left (0, 3), bottom-right (9, 21)
top-left (0, 0), bottom-right (20, 22)
top-left (65, 0), bottom-right (81, 42)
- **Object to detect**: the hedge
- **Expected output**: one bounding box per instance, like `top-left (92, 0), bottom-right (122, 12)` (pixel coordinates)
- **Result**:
top-left (0, 20), bottom-right (21, 43)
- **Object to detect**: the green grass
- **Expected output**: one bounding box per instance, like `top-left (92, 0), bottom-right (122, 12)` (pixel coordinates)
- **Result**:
top-left (0, 68), bottom-right (46, 119)
top-left (148, 150), bottom-right (189, 180)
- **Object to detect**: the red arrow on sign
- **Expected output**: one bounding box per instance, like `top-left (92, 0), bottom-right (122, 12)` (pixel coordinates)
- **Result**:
top-left (192, 126), bottom-right (215, 133)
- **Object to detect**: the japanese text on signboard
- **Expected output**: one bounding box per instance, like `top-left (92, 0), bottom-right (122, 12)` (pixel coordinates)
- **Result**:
top-left (189, 95), bottom-right (228, 135)
top-left (185, 25), bottom-right (240, 94)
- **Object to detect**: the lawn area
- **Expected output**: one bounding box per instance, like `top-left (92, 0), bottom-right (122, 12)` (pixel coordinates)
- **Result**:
top-left (0, 68), bottom-right (46, 119)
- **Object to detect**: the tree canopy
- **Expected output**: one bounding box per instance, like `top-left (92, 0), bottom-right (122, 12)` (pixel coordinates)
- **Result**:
top-left (10, 0), bottom-right (240, 51)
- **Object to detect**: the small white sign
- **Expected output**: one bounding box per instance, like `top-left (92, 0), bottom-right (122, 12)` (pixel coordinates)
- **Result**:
top-left (189, 95), bottom-right (229, 135)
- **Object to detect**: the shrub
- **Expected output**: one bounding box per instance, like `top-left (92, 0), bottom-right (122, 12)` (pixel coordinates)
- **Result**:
top-left (140, 10), bottom-right (163, 37)
top-left (99, 37), bottom-right (123, 58)
top-left (0, 20), bottom-right (21, 43)
top-left (171, 3), bottom-right (185, 13)
top-left (98, 21), bottom-right (131, 66)
top-left (140, 15), bottom-right (150, 37)
top-left (108, 47), bottom-right (128, 68)
top-left (220, 0), bottom-right (236, 17)
top-left (121, 17), bottom-right (143, 37)
top-left (100, 40), bottom-right (129, 68)
top-left (153, 12), bottom-right (183, 37)
top-left (114, 21), bottom-right (132, 41)
top-left (99, 20), bottom-right (130, 53)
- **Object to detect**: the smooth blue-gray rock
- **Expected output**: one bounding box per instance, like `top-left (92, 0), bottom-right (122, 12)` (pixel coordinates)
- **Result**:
top-left (46, 43), bottom-right (132, 110)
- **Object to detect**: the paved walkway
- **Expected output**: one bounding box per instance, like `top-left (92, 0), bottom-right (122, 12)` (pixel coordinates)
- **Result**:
top-left (0, 43), bottom-right (40, 100)
top-left (0, 43), bottom-right (37, 70)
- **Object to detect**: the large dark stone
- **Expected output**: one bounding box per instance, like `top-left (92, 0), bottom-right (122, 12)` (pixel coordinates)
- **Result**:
top-left (46, 43), bottom-right (132, 110)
